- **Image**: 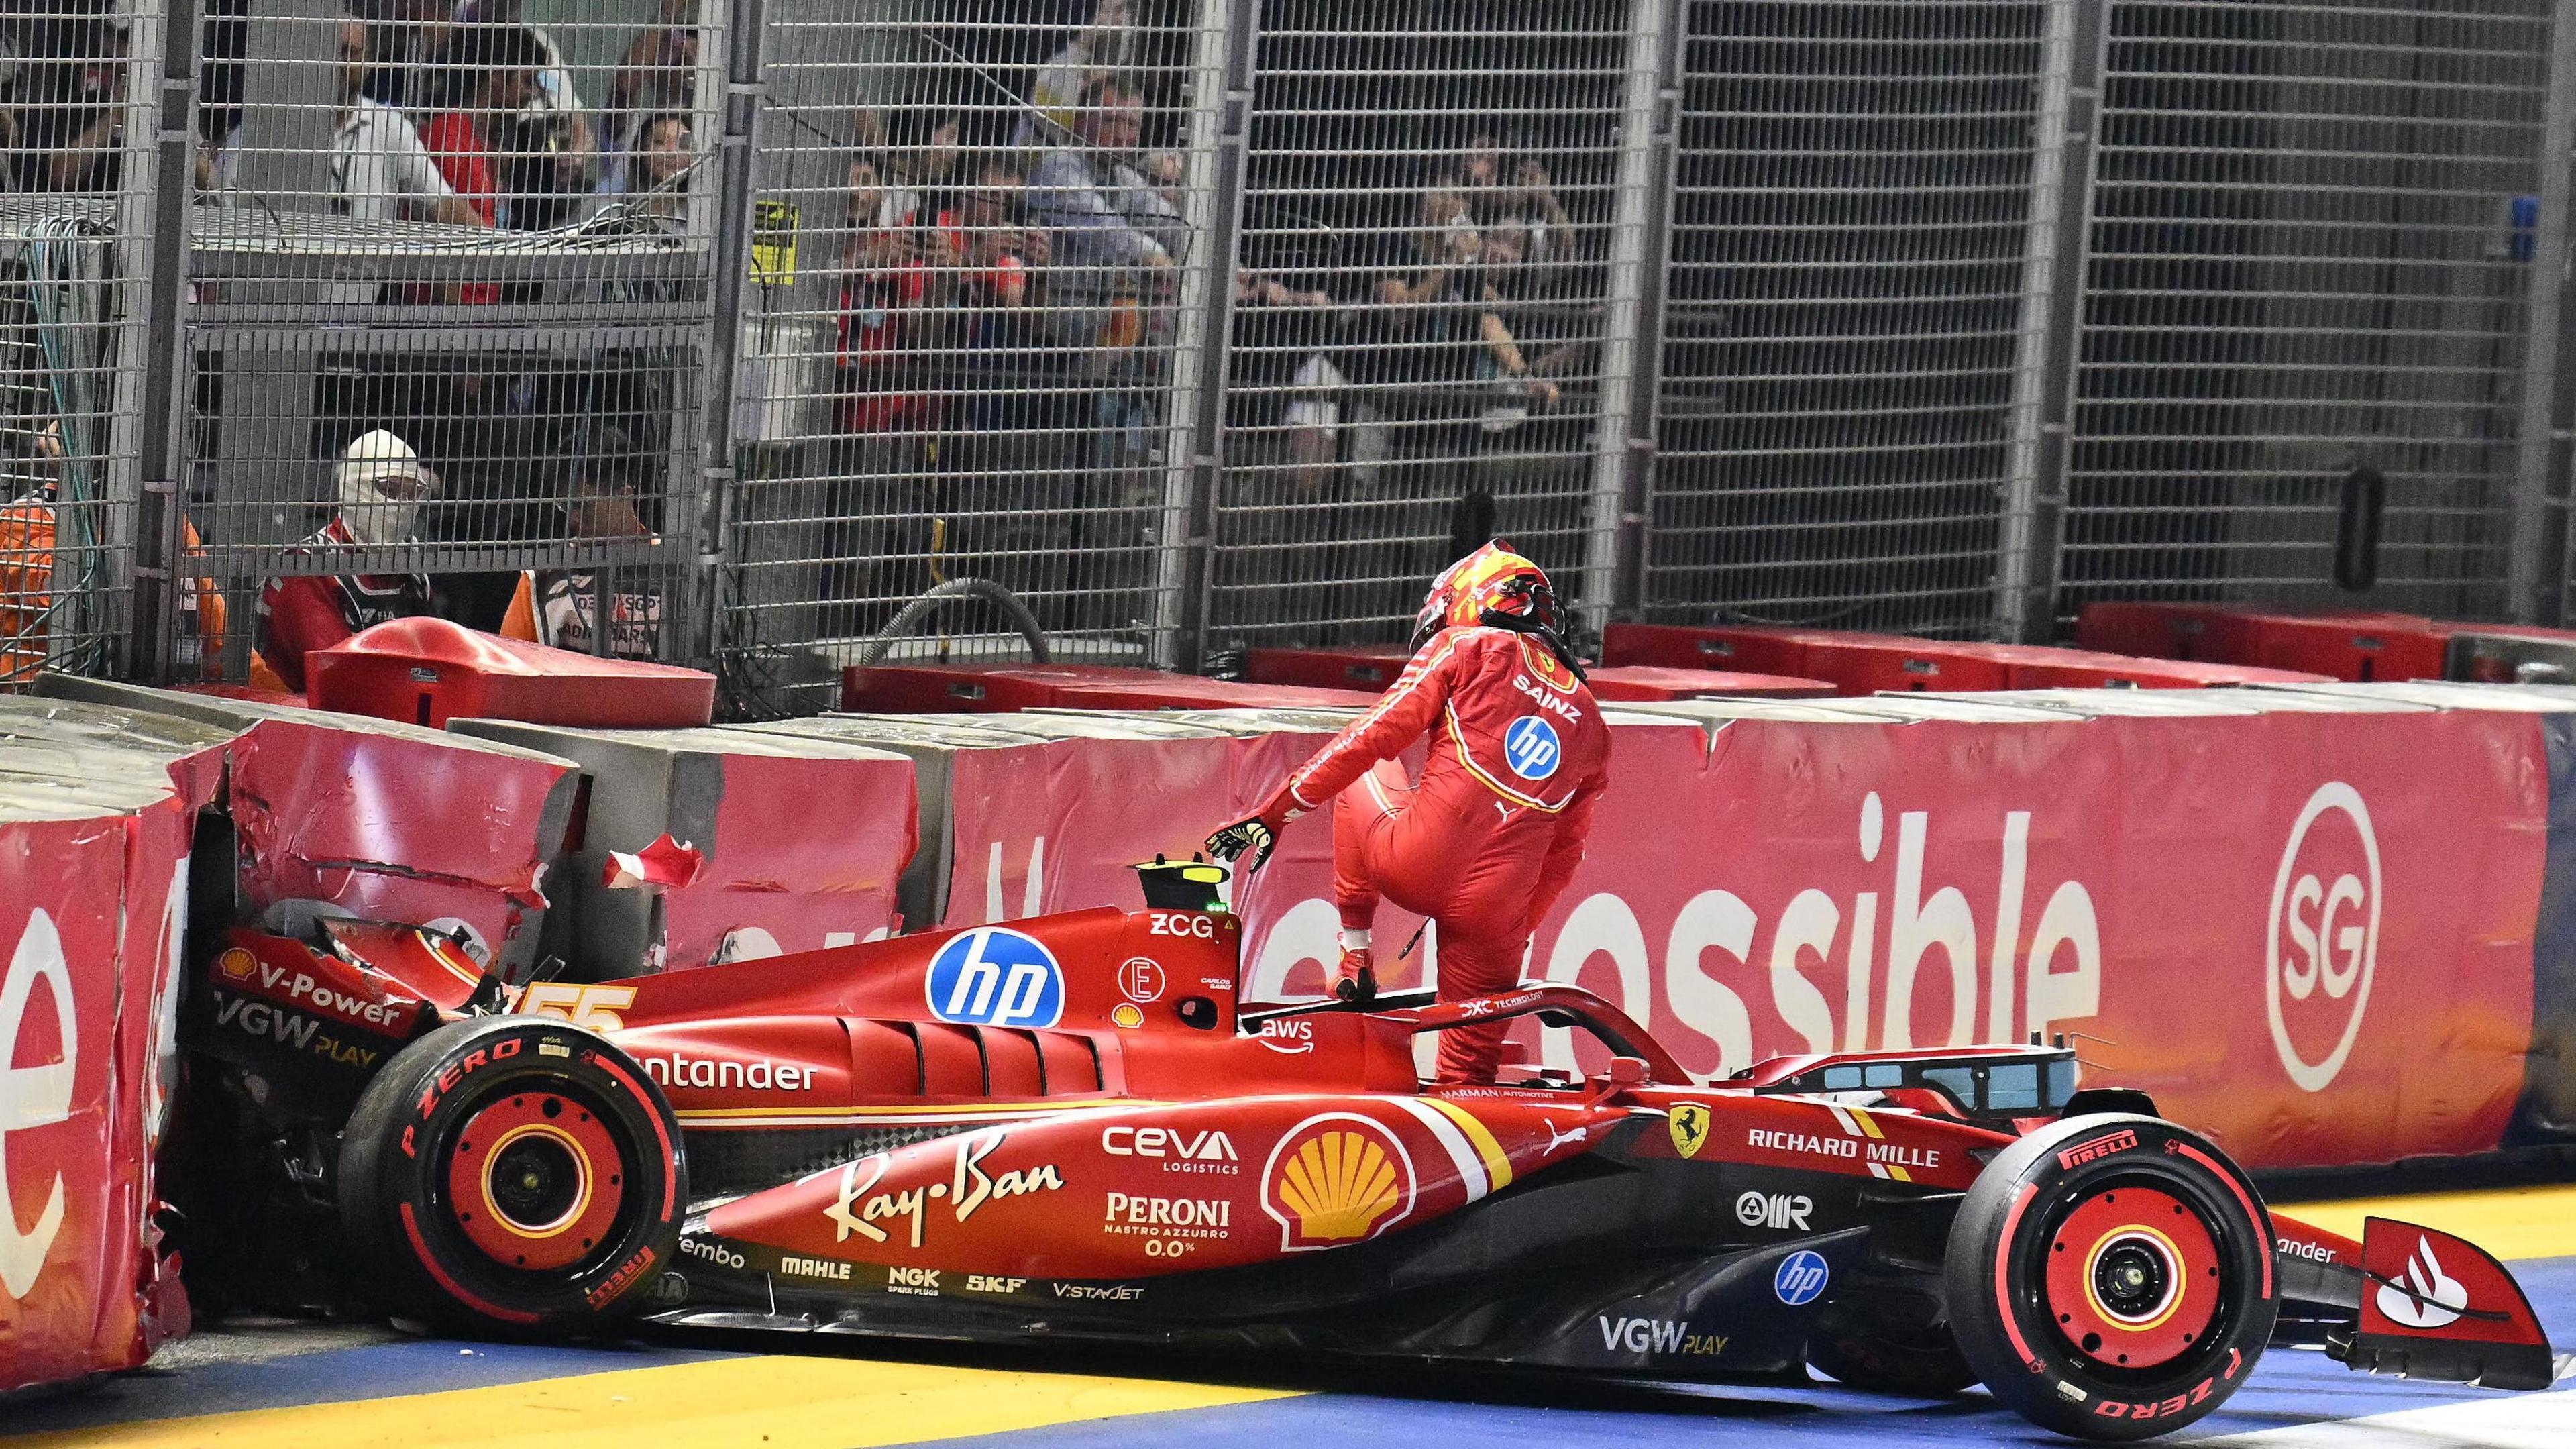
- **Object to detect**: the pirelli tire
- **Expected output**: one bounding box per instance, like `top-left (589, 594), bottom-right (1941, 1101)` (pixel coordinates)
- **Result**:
top-left (339, 1016), bottom-right (686, 1336)
top-left (1945, 1114), bottom-right (2277, 1442)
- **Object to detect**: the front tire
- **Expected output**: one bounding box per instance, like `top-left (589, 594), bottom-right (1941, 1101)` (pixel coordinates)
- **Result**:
top-left (1945, 1114), bottom-right (2275, 1441)
top-left (339, 1016), bottom-right (685, 1335)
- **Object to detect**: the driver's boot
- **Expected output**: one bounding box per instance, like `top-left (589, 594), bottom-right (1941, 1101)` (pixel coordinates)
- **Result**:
top-left (1332, 946), bottom-right (1377, 1005)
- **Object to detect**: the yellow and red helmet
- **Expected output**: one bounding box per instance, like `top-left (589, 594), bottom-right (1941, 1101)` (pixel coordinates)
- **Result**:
top-left (1413, 540), bottom-right (1560, 646)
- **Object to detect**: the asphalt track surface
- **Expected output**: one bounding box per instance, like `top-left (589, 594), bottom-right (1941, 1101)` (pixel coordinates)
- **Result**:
top-left (9, 1183), bottom-right (2575, 1449)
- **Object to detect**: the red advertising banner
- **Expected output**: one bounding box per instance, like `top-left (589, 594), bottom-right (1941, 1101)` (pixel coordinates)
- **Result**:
top-left (0, 812), bottom-right (134, 1391)
top-left (1225, 707), bottom-right (2542, 1169)
top-left (940, 728), bottom-right (1238, 928)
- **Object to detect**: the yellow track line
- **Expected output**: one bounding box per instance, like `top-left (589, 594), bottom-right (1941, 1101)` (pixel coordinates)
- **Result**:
top-left (1, 1355), bottom-right (1295, 1449)
top-left (2273, 1183), bottom-right (2576, 1263)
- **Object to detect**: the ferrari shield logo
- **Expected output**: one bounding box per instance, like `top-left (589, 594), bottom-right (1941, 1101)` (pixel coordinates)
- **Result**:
top-left (1668, 1103), bottom-right (1711, 1159)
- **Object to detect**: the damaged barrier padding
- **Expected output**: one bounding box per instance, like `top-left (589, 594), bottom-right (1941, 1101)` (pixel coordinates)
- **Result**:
top-left (38, 675), bottom-right (581, 977)
top-left (0, 701), bottom-right (225, 1393)
top-left (448, 720), bottom-right (917, 977)
top-left (306, 616), bottom-right (717, 730)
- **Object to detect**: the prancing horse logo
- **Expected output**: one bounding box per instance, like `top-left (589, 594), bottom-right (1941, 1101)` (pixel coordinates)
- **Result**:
top-left (1668, 1103), bottom-right (1711, 1159)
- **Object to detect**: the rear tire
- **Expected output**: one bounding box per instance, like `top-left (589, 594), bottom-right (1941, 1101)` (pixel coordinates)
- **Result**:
top-left (1945, 1114), bottom-right (2275, 1441)
top-left (339, 1016), bottom-right (684, 1336)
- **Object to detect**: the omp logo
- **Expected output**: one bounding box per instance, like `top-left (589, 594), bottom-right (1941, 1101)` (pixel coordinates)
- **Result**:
top-left (926, 927), bottom-right (1065, 1029)
top-left (2057, 1128), bottom-right (2139, 1169)
top-left (0, 910), bottom-right (74, 1301)
top-left (1503, 716), bottom-right (1562, 782)
top-left (2375, 1237), bottom-right (2469, 1330)
top-left (1735, 1191), bottom-right (1812, 1230)
top-left (2267, 782), bottom-right (2381, 1092)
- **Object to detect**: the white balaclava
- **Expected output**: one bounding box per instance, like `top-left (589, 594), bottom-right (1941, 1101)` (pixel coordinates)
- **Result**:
top-left (336, 429), bottom-right (431, 547)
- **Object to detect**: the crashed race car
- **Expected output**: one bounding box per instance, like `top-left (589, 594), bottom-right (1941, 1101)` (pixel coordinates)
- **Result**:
top-left (172, 858), bottom-right (2557, 1442)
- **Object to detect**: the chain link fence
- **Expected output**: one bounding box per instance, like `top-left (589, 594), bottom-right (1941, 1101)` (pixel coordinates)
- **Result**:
top-left (1644, 0), bottom-right (2049, 638)
top-left (718, 0), bottom-right (1220, 714)
top-left (0, 0), bottom-right (160, 686)
top-left (1199, 0), bottom-right (1646, 649)
top-left (2058, 0), bottom-right (2554, 625)
top-left (9, 0), bottom-right (2576, 706)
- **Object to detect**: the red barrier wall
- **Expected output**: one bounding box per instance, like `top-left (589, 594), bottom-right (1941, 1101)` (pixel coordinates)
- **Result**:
top-left (940, 698), bottom-right (2544, 1170)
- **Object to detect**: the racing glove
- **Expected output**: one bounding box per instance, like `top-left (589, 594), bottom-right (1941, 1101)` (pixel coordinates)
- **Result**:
top-left (1205, 802), bottom-right (1291, 874)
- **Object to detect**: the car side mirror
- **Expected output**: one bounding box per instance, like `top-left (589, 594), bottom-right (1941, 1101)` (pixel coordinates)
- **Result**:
top-left (1604, 1055), bottom-right (1648, 1087)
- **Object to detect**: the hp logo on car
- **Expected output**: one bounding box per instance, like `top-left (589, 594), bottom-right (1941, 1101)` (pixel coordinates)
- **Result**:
top-left (1772, 1250), bottom-right (1830, 1307)
top-left (926, 927), bottom-right (1065, 1029)
top-left (1503, 716), bottom-right (1561, 782)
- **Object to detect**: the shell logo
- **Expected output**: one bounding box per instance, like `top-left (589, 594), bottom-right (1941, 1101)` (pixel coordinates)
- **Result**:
top-left (217, 947), bottom-right (258, 981)
top-left (1260, 1112), bottom-right (1416, 1252)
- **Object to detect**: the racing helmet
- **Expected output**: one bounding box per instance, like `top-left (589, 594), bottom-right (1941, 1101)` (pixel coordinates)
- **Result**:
top-left (1412, 540), bottom-right (1561, 648)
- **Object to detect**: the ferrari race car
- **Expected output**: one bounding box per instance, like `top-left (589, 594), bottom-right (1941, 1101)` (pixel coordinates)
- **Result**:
top-left (172, 859), bottom-right (2558, 1441)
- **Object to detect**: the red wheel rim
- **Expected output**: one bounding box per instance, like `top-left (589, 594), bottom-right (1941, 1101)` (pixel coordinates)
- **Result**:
top-left (445, 1091), bottom-right (628, 1272)
top-left (2043, 1187), bottom-right (2220, 1370)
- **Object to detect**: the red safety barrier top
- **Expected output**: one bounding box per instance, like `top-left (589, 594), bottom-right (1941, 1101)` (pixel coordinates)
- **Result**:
top-left (842, 662), bottom-right (1376, 714)
top-left (1241, 645), bottom-right (1413, 692)
top-left (1582, 665), bottom-right (1835, 701)
top-left (305, 616), bottom-right (716, 729)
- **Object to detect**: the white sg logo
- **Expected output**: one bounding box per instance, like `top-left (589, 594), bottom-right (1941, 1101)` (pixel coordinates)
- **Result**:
top-left (2266, 782), bottom-right (2381, 1093)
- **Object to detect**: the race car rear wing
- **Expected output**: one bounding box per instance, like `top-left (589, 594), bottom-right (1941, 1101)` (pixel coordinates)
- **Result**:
top-left (2271, 1210), bottom-right (2559, 1391)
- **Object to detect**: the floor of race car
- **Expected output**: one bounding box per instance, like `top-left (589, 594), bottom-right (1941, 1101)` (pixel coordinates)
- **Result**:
top-left (11, 1183), bottom-right (2575, 1449)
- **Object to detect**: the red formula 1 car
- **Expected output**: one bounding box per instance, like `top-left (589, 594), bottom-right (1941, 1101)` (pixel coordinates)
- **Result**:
top-left (172, 861), bottom-right (2557, 1442)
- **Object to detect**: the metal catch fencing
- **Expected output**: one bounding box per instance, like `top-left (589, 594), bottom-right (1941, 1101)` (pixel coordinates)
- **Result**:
top-left (2059, 0), bottom-right (2555, 626)
top-left (1200, 0), bottom-right (1649, 650)
top-left (0, 0), bottom-right (160, 687)
top-left (17, 0), bottom-right (2576, 710)
top-left (722, 0), bottom-right (1223, 714)
top-left (1644, 0), bottom-right (2049, 640)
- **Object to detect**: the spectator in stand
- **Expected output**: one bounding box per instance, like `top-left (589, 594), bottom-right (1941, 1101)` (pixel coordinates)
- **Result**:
top-left (1460, 127), bottom-right (1574, 290)
top-left (254, 429), bottom-right (437, 693)
top-left (454, 0), bottom-right (593, 230)
top-left (944, 158), bottom-right (1059, 586)
top-left (331, 13), bottom-right (485, 230)
top-left (417, 21), bottom-right (545, 301)
top-left (838, 111), bottom-right (961, 446)
top-left (605, 0), bottom-right (695, 173)
top-left (1020, 0), bottom-right (1133, 147)
top-left (828, 124), bottom-right (961, 625)
top-left (622, 112), bottom-right (692, 225)
top-left (1028, 74), bottom-right (1174, 352)
top-left (346, 0), bottom-right (453, 109)
top-left (3, 13), bottom-right (129, 193)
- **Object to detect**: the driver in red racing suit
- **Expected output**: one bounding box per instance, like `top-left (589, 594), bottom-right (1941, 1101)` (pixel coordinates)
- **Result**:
top-left (1208, 542), bottom-right (1610, 1084)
